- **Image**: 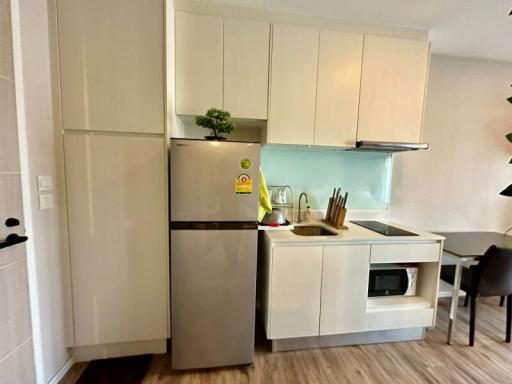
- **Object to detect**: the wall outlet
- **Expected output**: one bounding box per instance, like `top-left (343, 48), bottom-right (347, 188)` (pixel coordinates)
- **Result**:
top-left (37, 175), bottom-right (53, 191)
top-left (38, 193), bottom-right (54, 210)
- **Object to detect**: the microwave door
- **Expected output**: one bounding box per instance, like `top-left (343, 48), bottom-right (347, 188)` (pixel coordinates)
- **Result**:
top-left (400, 270), bottom-right (410, 295)
top-left (369, 269), bottom-right (409, 297)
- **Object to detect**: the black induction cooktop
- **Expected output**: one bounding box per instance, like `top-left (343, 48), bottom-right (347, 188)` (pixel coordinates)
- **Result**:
top-left (350, 221), bottom-right (418, 237)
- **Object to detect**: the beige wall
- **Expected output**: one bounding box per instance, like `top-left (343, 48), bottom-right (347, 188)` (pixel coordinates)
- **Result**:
top-left (12, 0), bottom-right (72, 381)
top-left (0, 0), bottom-right (35, 382)
top-left (390, 55), bottom-right (512, 232)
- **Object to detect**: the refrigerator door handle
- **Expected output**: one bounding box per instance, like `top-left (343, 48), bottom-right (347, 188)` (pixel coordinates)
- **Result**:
top-left (170, 221), bottom-right (258, 230)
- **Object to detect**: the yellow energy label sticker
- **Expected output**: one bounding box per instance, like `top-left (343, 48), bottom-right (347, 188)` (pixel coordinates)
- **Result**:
top-left (235, 174), bottom-right (253, 194)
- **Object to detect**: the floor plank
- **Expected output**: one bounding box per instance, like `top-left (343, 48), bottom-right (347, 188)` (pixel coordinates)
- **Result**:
top-left (60, 297), bottom-right (512, 383)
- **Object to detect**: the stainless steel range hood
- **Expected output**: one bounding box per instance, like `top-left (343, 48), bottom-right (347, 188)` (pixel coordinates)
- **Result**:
top-left (353, 141), bottom-right (429, 152)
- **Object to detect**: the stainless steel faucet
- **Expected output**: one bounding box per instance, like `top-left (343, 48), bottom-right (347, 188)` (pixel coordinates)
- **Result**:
top-left (297, 192), bottom-right (309, 223)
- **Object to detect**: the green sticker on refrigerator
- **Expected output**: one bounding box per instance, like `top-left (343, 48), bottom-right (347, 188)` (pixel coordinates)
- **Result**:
top-left (240, 158), bottom-right (252, 170)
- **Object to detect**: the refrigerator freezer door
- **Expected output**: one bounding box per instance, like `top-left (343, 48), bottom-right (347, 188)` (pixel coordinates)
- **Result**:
top-left (170, 139), bottom-right (260, 222)
top-left (171, 228), bottom-right (257, 369)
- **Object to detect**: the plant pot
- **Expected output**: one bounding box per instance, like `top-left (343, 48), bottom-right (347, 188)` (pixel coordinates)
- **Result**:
top-left (204, 135), bottom-right (227, 141)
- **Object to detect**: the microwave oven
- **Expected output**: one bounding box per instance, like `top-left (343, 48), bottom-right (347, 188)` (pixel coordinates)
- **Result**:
top-left (368, 264), bottom-right (417, 297)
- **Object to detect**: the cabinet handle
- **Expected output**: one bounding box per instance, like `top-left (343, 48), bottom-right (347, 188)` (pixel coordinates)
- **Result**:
top-left (5, 218), bottom-right (20, 227)
top-left (0, 234), bottom-right (28, 250)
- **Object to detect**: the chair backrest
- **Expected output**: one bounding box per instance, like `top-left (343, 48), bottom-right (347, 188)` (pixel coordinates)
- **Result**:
top-left (476, 245), bottom-right (512, 297)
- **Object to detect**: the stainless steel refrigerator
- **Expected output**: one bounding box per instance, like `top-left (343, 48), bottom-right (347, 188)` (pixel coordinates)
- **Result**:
top-left (170, 138), bottom-right (260, 370)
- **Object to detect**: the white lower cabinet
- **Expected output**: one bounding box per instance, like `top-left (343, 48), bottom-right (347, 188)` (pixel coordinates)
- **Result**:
top-left (320, 245), bottom-right (370, 335)
top-left (370, 243), bottom-right (440, 263)
top-left (269, 245), bottom-right (323, 339)
top-left (366, 308), bottom-right (434, 331)
top-left (64, 133), bottom-right (168, 346)
top-left (263, 236), bottom-right (441, 342)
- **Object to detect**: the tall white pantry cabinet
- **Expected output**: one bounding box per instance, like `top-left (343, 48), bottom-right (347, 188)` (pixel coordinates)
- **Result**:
top-left (56, 0), bottom-right (168, 353)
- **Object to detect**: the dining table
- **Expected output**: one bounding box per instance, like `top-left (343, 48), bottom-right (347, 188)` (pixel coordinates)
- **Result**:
top-left (436, 231), bottom-right (511, 344)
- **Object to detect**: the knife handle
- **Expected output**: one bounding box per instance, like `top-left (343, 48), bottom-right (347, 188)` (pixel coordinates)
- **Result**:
top-left (326, 197), bottom-right (334, 221)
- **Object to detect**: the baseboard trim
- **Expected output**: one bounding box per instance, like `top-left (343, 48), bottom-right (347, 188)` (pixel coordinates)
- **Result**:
top-left (71, 339), bottom-right (167, 362)
top-left (47, 356), bottom-right (74, 384)
top-left (271, 327), bottom-right (425, 352)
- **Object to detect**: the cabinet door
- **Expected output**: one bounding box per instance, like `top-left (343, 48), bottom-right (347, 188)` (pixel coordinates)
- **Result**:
top-left (320, 245), bottom-right (370, 335)
top-left (64, 133), bottom-right (168, 346)
top-left (267, 24), bottom-right (319, 145)
top-left (224, 18), bottom-right (270, 119)
top-left (57, 0), bottom-right (164, 134)
top-left (314, 30), bottom-right (363, 147)
top-left (357, 35), bottom-right (430, 143)
top-left (175, 11), bottom-right (223, 116)
top-left (269, 246), bottom-right (322, 339)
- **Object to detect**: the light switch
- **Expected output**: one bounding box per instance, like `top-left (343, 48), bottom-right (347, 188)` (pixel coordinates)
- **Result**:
top-left (37, 176), bottom-right (53, 191)
top-left (38, 193), bottom-right (54, 210)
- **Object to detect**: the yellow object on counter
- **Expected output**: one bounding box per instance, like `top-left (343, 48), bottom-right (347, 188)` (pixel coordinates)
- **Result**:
top-left (258, 168), bottom-right (272, 222)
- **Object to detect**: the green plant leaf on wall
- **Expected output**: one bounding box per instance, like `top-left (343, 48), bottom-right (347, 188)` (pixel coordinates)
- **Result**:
top-left (508, 96), bottom-right (512, 104)
top-left (506, 133), bottom-right (512, 143)
top-left (500, 184), bottom-right (512, 196)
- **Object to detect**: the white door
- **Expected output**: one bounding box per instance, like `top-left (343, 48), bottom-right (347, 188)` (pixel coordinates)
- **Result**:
top-left (357, 35), bottom-right (430, 143)
top-left (267, 24), bottom-right (319, 145)
top-left (64, 133), bottom-right (168, 346)
top-left (175, 11), bottom-right (223, 116)
top-left (269, 245), bottom-right (322, 339)
top-left (315, 30), bottom-right (363, 147)
top-left (224, 18), bottom-right (270, 119)
top-left (0, 178), bottom-right (34, 382)
top-left (57, 0), bottom-right (165, 134)
top-left (0, 2), bottom-right (35, 378)
top-left (320, 245), bottom-right (370, 335)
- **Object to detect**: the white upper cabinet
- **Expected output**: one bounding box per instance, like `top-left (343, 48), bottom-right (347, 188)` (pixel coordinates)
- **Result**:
top-left (173, 12), bottom-right (430, 146)
top-left (57, 0), bottom-right (164, 134)
top-left (175, 13), bottom-right (270, 119)
top-left (314, 30), bottom-right (363, 147)
top-left (267, 24), bottom-right (319, 145)
top-left (175, 11), bottom-right (223, 116)
top-left (224, 18), bottom-right (270, 119)
top-left (357, 35), bottom-right (430, 143)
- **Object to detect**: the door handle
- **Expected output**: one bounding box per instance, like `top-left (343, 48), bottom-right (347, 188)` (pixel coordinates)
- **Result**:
top-left (0, 233), bottom-right (28, 250)
top-left (5, 218), bottom-right (20, 227)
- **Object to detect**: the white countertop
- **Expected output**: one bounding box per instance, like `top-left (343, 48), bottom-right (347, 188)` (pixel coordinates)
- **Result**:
top-left (264, 220), bottom-right (445, 245)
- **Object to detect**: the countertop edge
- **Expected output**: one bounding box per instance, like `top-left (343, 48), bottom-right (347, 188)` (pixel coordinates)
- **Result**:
top-left (264, 220), bottom-right (445, 245)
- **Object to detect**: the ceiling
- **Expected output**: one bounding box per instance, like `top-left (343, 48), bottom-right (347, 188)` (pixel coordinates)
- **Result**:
top-left (204, 0), bottom-right (512, 62)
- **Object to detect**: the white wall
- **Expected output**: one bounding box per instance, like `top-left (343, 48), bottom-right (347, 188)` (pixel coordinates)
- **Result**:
top-left (0, 0), bottom-right (36, 381)
top-left (390, 55), bottom-right (512, 232)
top-left (14, 0), bottom-right (71, 382)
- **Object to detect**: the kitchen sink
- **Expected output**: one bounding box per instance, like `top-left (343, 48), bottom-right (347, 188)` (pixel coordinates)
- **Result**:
top-left (291, 225), bottom-right (338, 237)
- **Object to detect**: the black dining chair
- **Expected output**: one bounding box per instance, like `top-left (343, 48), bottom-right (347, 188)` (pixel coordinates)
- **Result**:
top-left (467, 245), bottom-right (512, 346)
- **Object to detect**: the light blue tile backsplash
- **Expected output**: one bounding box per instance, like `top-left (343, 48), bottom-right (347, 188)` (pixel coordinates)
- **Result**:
top-left (261, 147), bottom-right (392, 210)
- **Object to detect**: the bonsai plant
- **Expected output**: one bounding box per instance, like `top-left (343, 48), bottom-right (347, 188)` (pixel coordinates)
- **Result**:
top-left (195, 108), bottom-right (235, 141)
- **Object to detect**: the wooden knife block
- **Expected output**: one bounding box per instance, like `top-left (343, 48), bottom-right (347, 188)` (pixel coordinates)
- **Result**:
top-left (323, 207), bottom-right (348, 230)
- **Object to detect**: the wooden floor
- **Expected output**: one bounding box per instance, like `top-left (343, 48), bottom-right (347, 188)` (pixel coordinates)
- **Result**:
top-left (61, 298), bottom-right (512, 383)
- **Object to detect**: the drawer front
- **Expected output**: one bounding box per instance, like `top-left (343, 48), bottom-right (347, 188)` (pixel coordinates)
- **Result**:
top-left (366, 308), bottom-right (434, 331)
top-left (371, 243), bottom-right (440, 264)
